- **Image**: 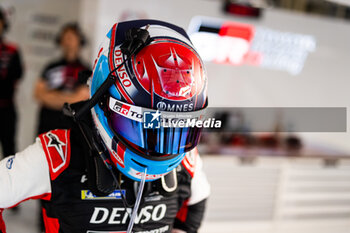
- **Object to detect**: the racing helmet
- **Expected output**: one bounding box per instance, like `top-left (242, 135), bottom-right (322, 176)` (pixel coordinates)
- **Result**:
top-left (90, 20), bottom-right (208, 181)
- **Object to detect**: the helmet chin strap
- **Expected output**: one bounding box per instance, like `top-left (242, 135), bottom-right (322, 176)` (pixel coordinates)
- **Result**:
top-left (63, 25), bottom-right (152, 232)
top-left (127, 167), bottom-right (147, 233)
top-left (75, 109), bottom-right (148, 232)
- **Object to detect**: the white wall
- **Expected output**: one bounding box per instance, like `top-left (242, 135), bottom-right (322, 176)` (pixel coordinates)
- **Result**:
top-left (200, 155), bottom-right (350, 233)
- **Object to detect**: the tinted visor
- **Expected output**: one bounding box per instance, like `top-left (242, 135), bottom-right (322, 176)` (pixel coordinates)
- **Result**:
top-left (107, 97), bottom-right (205, 156)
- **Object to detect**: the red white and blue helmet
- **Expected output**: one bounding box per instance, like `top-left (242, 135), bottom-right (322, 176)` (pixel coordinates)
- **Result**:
top-left (90, 20), bottom-right (208, 181)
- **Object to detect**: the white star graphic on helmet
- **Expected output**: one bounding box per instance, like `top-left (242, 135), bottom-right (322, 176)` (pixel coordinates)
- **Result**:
top-left (46, 133), bottom-right (66, 161)
top-left (151, 48), bottom-right (194, 97)
top-left (164, 49), bottom-right (175, 66)
top-left (141, 58), bottom-right (149, 80)
top-left (150, 110), bottom-right (161, 122)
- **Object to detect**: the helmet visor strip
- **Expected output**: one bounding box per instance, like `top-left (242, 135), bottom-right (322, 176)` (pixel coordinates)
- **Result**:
top-left (107, 96), bottom-right (206, 157)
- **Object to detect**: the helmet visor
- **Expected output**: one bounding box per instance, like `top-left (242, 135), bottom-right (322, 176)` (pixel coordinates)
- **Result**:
top-left (107, 96), bottom-right (205, 157)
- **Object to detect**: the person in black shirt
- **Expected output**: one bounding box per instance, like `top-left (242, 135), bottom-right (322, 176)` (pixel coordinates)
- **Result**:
top-left (33, 22), bottom-right (90, 231)
top-left (0, 8), bottom-right (23, 159)
top-left (34, 23), bottom-right (90, 134)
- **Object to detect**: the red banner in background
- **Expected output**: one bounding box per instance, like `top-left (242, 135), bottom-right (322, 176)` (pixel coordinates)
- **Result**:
top-left (188, 16), bottom-right (316, 75)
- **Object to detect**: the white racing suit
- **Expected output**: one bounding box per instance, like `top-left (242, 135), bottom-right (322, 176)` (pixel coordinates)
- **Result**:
top-left (0, 127), bottom-right (210, 233)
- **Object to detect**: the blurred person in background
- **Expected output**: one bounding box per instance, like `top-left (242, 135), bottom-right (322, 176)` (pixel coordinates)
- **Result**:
top-left (34, 22), bottom-right (90, 135)
top-left (0, 8), bottom-right (23, 161)
top-left (33, 22), bottom-right (90, 232)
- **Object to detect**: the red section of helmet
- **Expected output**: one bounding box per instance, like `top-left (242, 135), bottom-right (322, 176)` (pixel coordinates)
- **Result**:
top-left (133, 39), bottom-right (205, 100)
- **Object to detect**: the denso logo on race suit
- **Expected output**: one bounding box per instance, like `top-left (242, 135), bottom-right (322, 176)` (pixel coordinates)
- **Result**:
top-left (90, 204), bottom-right (166, 225)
